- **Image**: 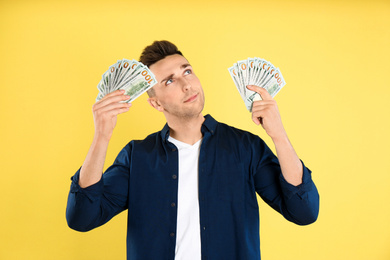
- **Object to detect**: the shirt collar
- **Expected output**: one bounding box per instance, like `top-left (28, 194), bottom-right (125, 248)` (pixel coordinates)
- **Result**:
top-left (160, 114), bottom-right (217, 142)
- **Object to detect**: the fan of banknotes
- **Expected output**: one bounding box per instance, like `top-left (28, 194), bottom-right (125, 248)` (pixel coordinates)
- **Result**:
top-left (228, 58), bottom-right (286, 112)
top-left (96, 59), bottom-right (157, 103)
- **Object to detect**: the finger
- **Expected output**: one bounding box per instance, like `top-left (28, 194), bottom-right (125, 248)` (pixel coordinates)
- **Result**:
top-left (251, 101), bottom-right (272, 114)
top-left (251, 105), bottom-right (271, 126)
top-left (246, 85), bottom-right (273, 100)
top-left (252, 110), bottom-right (265, 126)
top-left (252, 102), bottom-right (277, 117)
top-left (95, 94), bottom-right (131, 110)
top-left (95, 105), bottom-right (131, 124)
top-left (252, 114), bottom-right (261, 125)
top-left (96, 90), bottom-right (127, 104)
top-left (107, 105), bottom-right (131, 116)
top-left (251, 109), bottom-right (264, 125)
top-left (96, 101), bottom-right (131, 114)
top-left (252, 99), bottom-right (274, 108)
top-left (103, 89), bottom-right (126, 99)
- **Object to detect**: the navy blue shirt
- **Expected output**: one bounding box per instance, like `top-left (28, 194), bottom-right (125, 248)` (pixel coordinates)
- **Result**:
top-left (66, 114), bottom-right (319, 260)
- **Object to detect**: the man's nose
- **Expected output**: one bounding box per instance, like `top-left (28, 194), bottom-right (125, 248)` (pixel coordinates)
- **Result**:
top-left (180, 77), bottom-right (191, 91)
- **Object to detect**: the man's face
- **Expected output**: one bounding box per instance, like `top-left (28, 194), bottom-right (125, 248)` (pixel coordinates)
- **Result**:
top-left (148, 54), bottom-right (205, 119)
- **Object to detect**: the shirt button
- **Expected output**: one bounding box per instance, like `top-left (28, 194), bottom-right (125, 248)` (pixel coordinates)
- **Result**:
top-left (171, 202), bottom-right (176, 207)
top-left (172, 148), bottom-right (177, 152)
top-left (203, 226), bottom-right (206, 230)
top-left (170, 232), bottom-right (175, 237)
top-left (172, 175), bottom-right (177, 179)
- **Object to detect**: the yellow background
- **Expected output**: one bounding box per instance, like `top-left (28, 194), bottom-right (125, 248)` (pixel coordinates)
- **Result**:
top-left (1, 0), bottom-right (389, 259)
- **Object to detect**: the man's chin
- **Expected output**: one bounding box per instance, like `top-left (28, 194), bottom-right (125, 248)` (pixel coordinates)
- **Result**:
top-left (169, 108), bottom-right (203, 120)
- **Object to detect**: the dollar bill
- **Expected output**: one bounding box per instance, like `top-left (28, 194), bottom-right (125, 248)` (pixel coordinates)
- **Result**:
top-left (228, 57), bottom-right (286, 112)
top-left (96, 59), bottom-right (157, 103)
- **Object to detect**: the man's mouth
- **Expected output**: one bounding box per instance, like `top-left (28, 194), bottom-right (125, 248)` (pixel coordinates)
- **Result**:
top-left (184, 93), bottom-right (198, 103)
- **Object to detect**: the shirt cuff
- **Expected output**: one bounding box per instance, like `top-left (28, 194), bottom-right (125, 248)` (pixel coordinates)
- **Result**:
top-left (278, 160), bottom-right (314, 200)
top-left (69, 167), bottom-right (104, 202)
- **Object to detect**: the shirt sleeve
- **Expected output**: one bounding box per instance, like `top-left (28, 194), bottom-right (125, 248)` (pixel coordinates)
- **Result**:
top-left (252, 139), bottom-right (319, 225)
top-left (66, 143), bottom-right (131, 232)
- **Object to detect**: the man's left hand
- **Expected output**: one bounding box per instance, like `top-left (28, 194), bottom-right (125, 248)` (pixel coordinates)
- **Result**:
top-left (247, 85), bottom-right (287, 141)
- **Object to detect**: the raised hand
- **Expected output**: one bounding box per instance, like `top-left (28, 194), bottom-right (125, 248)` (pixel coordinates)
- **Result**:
top-left (92, 89), bottom-right (131, 142)
top-left (247, 85), bottom-right (287, 141)
top-left (247, 85), bottom-right (303, 186)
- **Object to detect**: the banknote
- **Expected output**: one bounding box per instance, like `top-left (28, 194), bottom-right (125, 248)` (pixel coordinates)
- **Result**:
top-left (96, 59), bottom-right (157, 103)
top-left (228, 57), bottom-right (286, 111)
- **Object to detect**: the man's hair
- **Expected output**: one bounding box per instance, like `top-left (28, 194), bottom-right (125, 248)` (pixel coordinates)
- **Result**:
top-left (139, 40), bottom-right (183, 97)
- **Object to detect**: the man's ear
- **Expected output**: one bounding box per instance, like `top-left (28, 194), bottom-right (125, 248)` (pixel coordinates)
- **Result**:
top-left (147, 98), bottom-right (164, 112)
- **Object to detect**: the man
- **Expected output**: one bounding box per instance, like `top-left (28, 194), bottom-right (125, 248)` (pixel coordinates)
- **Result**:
top-left (66, 40), bottom-right (319, 260)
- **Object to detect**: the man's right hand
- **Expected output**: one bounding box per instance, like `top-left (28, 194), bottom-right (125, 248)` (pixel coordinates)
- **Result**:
top-left (92, 89), bottom-right (131, 142)
top-left (79, 90), bottom-right (131, 188)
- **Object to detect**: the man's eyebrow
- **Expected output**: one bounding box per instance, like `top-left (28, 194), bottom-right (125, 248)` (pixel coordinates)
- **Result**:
top-left (160, 63), bottom-right (192, 83)
top-left (160, 74), bottom-right (174, 84)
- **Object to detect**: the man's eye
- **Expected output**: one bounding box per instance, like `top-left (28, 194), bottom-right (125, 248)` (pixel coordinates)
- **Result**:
top-left (166, 79), bottom-right (173, 85)
top-left (184, 69), bottom-right (192, 75)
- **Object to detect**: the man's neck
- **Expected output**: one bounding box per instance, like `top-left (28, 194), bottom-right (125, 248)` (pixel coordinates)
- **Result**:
top-left (166, 114), bottom-right (205, 145)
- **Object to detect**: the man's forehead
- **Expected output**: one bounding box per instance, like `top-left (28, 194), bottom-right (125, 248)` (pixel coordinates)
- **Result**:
top-left (149, 54), bottom-right (190, 75)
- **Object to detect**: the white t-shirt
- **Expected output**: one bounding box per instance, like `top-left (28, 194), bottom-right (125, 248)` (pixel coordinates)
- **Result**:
top-left (168, 136), bottom-right (202, 260)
